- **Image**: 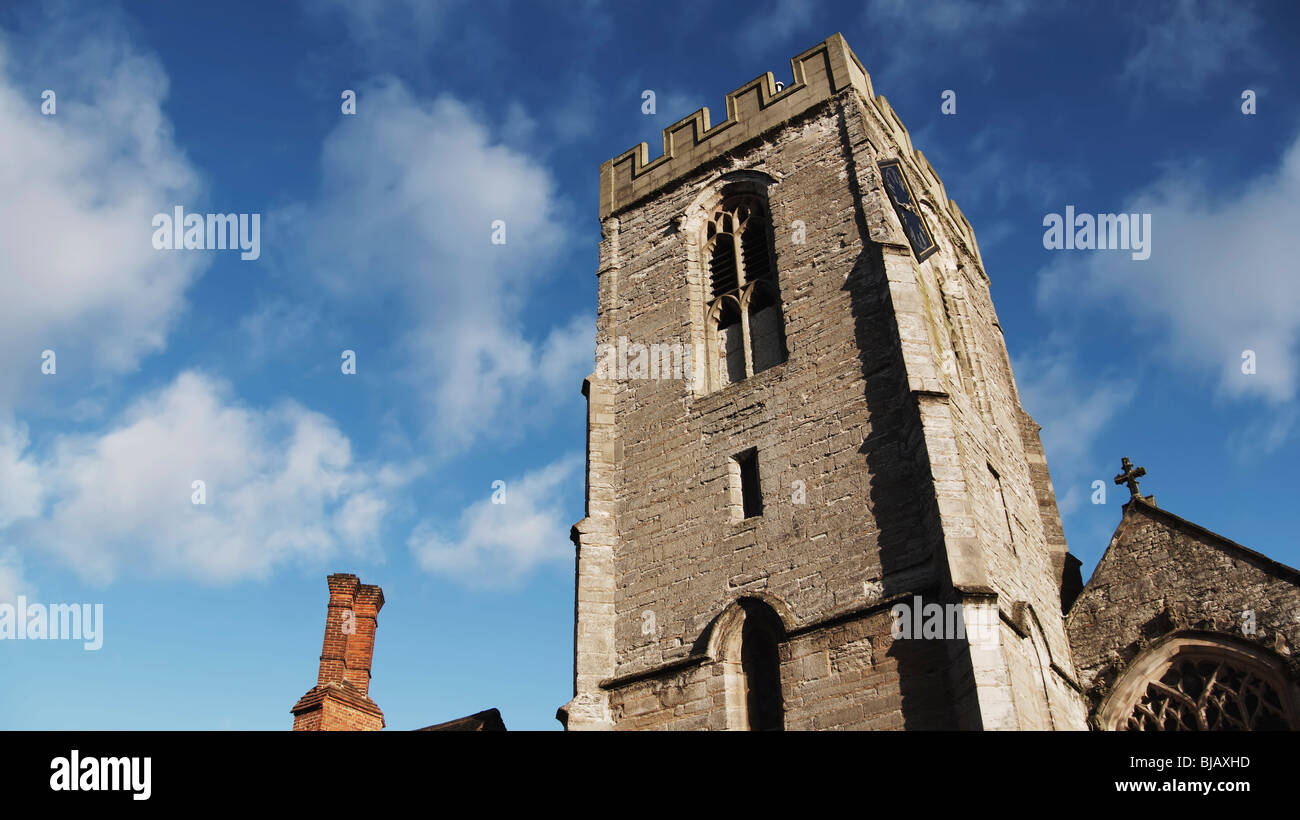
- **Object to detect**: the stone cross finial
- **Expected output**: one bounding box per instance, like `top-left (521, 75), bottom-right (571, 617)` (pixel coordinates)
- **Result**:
top-left (1114, 457), bottom-right (1147, 500)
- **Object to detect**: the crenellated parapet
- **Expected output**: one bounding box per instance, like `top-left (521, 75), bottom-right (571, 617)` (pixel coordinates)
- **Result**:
top-left (600, 33), bottom-right (983, 272)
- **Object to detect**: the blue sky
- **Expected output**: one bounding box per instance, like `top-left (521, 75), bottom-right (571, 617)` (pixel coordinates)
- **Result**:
top-left (0, 0), bottom-right (1296, 730)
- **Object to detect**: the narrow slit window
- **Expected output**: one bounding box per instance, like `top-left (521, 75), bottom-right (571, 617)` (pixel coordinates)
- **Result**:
top-left (736, 448), bottom-right (763, 519)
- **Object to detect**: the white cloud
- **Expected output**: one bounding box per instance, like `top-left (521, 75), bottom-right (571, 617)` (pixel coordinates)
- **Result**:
top-left (408, 454), bottom-right (582, 586)
top-left (280, 79), bottom-right (589, 454)
top-left (536, 314), bottom-right (597, 396)
top-left (1, 372), bottom-right (404, 585)
top-left (0, 16), bottom-right (206, 413)
top-left (333, 492), bottom-right (390, 549)
top-left (1037, 130), bottom-right (1300, 404)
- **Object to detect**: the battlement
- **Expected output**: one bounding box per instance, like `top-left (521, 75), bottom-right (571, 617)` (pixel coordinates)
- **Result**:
top-left (599, 33), bottom-right (982, 269)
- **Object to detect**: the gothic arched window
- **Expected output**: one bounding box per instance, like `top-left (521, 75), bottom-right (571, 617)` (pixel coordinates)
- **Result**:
top-left (1124, 657), bottom-right (1291, 731)
top-left (1096, 633), bottom-right (1299, 731)
top-left (703, 194), bottom-right (787, 389)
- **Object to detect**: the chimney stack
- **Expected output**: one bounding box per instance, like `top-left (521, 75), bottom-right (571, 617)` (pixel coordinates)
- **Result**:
top-left (291, 573), bottom-right (386, 731)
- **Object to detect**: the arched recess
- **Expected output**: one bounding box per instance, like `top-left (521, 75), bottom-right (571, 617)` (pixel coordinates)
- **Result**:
top-left (705, 596), bottom-right (789, 731)
top-left (1022, 605), bottom-right (1058, 730)
top-left (680, 170), bottom-right (779, 237)
top-left (1096, 630), bottom-right (1299, 731)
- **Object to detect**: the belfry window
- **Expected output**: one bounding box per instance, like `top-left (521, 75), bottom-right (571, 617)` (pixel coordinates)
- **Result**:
top-left (703, 194), bottom-right (787, 389)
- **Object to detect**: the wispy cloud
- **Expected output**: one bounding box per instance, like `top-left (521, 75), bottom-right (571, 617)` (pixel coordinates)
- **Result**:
top-left (1121, 0), bottom-right (1266, 96)
top-left (1226, 404), bottom-right (1298, 461)
top-left (302, 0), bottom-right (455, 56)
top-left (1014, 343), bottom-right (1138, 515)
top-left (0, 424), bottom-right (43, 529)
top-left (736, 0), bottom-right (819, 53)
top-left (855, 0), bottom-right (1052, 75)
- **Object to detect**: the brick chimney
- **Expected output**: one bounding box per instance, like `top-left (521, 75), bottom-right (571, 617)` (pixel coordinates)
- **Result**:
top-left (291, 573), bottom-right (386, 731)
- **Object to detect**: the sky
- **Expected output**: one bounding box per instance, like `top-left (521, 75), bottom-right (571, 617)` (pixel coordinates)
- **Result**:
top-left (0, 0), bottom-right (1296, 731)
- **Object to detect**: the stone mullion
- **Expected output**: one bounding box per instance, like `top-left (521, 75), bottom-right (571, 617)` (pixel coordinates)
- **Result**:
top-left (738, 288), bottom-right (755, 380)
top-left (729, 224), bottom-right (755, 378)
top-left (707, 297), bottom-right (722, 393)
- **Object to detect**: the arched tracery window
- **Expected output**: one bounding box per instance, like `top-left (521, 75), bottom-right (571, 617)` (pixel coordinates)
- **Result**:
top-left (703, 193), bottom-right (787, 389)
top-left (1096, 632), bottom-right (1299, 732)
top-left (1125, 656), bottom-right (1291, 731)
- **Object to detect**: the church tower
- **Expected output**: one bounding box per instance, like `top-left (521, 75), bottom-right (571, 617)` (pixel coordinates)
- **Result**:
top-left (562, 34), bottom-right (1088, 730)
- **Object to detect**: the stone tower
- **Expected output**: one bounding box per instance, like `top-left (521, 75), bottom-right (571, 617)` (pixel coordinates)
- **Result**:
top-left (561, 34), bottom-right (1088, 730)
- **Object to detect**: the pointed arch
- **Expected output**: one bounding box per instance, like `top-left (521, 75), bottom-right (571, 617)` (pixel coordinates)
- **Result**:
top-left (1096, 630), bottom-right (1299, 731)
top-left (1022, 604), bottom-right (1058, 730)
top-left (683, 172), bottom-right (788, 392)
top-left (706, 596), bottom-right (789, 731)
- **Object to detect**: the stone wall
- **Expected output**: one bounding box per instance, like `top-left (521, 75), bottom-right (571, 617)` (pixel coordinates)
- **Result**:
top-left (606, 608), bottom-right (959, 730)
top-left (1067, 499), bottom-right (1300, 725)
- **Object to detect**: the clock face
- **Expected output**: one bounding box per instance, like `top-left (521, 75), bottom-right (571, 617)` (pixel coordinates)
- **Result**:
top-left (879, 160), bottom-right (937, 262)
top-left (902, 211), bottom-right (930, 253)
top-left (884, 170), bottom-right (909, 205)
